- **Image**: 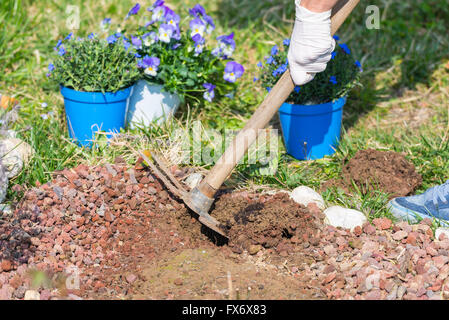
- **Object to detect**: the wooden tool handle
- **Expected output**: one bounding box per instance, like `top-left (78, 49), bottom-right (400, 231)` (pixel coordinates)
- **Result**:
top-left (199, 0), bottom-right (360, 197)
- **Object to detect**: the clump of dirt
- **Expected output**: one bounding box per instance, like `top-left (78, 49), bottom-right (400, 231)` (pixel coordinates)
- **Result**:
top-left (323, 149), bottom-right (422, 198)
top-left (211, 192), bottom-right (325, 253)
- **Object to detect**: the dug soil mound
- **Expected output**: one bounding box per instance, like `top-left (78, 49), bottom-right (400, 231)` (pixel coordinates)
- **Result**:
top-left (212, 192), bottom-right (325, 253)
top-left (323, 149), bottom-right (422, 198)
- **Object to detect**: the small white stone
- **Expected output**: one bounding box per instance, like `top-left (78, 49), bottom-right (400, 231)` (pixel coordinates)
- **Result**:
top-left (323, 206), bottom-right (367, 231)
top-left (24, 290), bottom-right (40, 300)
top-left (0, 138), bottom-right (34, 178)
top-left (184, 173), bottom-right (203, 189)
top-left (290, 186), bottom-right (325, 210)
top-left (436, 227), bottom-right (449, 241)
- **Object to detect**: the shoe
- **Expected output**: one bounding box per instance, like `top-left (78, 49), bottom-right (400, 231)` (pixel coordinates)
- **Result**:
top-left (387, 180), bottom-right (449, 226)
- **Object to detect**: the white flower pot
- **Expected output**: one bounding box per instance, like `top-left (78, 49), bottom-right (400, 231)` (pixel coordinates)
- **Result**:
top-left (126, 80), bottom-right (181, 129)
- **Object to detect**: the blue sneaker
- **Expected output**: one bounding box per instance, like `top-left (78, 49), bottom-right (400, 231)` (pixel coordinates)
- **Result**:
top-left (387, 180), bottom-right (449, 226)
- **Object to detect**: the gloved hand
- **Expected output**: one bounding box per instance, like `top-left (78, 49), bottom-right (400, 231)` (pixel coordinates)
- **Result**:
top-left (288, 0), bottom-right (335, 86)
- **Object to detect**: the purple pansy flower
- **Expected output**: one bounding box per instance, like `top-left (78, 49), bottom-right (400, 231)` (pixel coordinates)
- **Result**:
top-left (143, 31), bottom-right (158, 46)
top-left (192, 34), bottom-right (205, 55)
top-left (204, 14), bottom-right (215, 34)
top-left (126, 3), bottom-right (141, 19)
top-left (158, 23), bottom-right (175, 43)
top-left (131, 36), bottom-right (142, 49)
top-left (190, 18), bottom-right (206, 37)
top-left (189, 4), bottom-right (206, 17)
top-left (203, 83), bottom-right (216, 102)
top-left (151, 5), bottom-right (168, 22)
top-left (211, 47), bottom-right (222, 57)
top-left (217, 32), bottom-right (235, 58)
top-left (140, 56), bottom-right (160, 76)
top-left (165, 8), bottom-right (180, 27)
top-left (148, 0), bottom-right (164, 11)
top-left (224, 61), bottom-right (244, 83)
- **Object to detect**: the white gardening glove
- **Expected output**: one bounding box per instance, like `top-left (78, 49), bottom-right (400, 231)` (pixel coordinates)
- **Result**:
top-left (288, 0), bottom-right (335, 86)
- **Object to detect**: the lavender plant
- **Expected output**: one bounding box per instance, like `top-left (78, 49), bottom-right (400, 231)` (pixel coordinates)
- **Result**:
top-left (47, 33), bottom-right (140, 93)
top-left (118, 1), bottom-right (245, 104)
top-left (257, 36), bottom-right (362, 105)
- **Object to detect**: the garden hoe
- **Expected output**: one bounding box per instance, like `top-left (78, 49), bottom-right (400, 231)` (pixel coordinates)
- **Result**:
top-left (138, 0), bottom-right (360, 238)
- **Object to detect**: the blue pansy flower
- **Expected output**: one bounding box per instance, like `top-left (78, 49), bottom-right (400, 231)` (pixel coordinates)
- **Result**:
top-left (58, 46), bottom-right (66, 56)
top-left (355, 60), bottom-right (363, 72)
top-left (88, 33), bottom-right (96, 39)
top-left (271, 45), bottom-right (279, 56)
top-left (339, 43), bottom-right (351, 54)
top-left (253, 77), bottom-right (259, 82)
top-left (203, 83), bottom-right (216, 102)
top-left (65, 32), bottom-right (73, 40)
top-left (48, 63), bottom-right (55, 72)
top-left (333, 35), bottom-right (340, 41)
top-left (330, 76), bottom-right (337, 84)
top-left (123, 39), bottom-right (131, 51)
top-left (151, 4), bottom-right (168, 22)
top-left (294, 86), bottom-right (301, 93)
top-left (331, 51), bottom-right (337, 59)
top-left (223, 61), bottom-right (245, 83)
top-left (107, 35), bottom-right (118, 44)
top-left (283, 38), bottom-right (290, 46)
top-left (257, 62), bottom-right (263, 68)
top-left (266, 56), bottom-right (275, 65)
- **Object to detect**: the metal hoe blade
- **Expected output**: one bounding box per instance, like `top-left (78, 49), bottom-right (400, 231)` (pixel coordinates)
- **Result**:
top-left (137, 149), bottom-right (227, 238)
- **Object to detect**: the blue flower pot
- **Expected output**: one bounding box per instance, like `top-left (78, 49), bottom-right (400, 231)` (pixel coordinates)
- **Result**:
top-left (278, 96), bottom-right (346, 160)
top-left (60, 86), bottom-right (133, 147)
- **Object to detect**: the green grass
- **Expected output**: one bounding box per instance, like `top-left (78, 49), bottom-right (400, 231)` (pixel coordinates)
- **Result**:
top-left (1, 0), bottom-right (449, 225)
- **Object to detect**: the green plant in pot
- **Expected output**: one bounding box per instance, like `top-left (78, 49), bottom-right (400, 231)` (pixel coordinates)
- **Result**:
top-left (47, 32), bottom-right (140, 147)
top-left (257, 36), bottom-right (362, 160)
top-left (114, 1), bottom-right (245, 128)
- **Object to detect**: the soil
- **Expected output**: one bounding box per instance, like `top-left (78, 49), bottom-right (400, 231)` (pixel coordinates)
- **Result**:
top-left (322, 149), bottom-right (422, 198)
top-left (1, 158), bottom-right (449, 301)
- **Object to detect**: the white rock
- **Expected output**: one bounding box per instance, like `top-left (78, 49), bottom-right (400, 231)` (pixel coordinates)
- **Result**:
top-left (0, 138), bottom-right (34, 178)
top-left (184, 173), bottom-right (203, 189)
top-left (24, 290), bottom-right (40, 300)
top-left (323, 206), bottom-right (367, 231)
top-left (290, 186), bottom-right (325, 210)
top-left (436, 227), bottom-right (449, 241)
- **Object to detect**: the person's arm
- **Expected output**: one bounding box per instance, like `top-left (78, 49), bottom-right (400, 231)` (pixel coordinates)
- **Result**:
top-left (300, 0), bottom-right (339, 13)
top-left (288, 0), bottom-right (339, 86)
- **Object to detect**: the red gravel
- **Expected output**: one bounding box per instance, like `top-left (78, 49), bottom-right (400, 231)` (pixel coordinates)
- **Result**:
top-left (1, 159), bottom-right (449, 300)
